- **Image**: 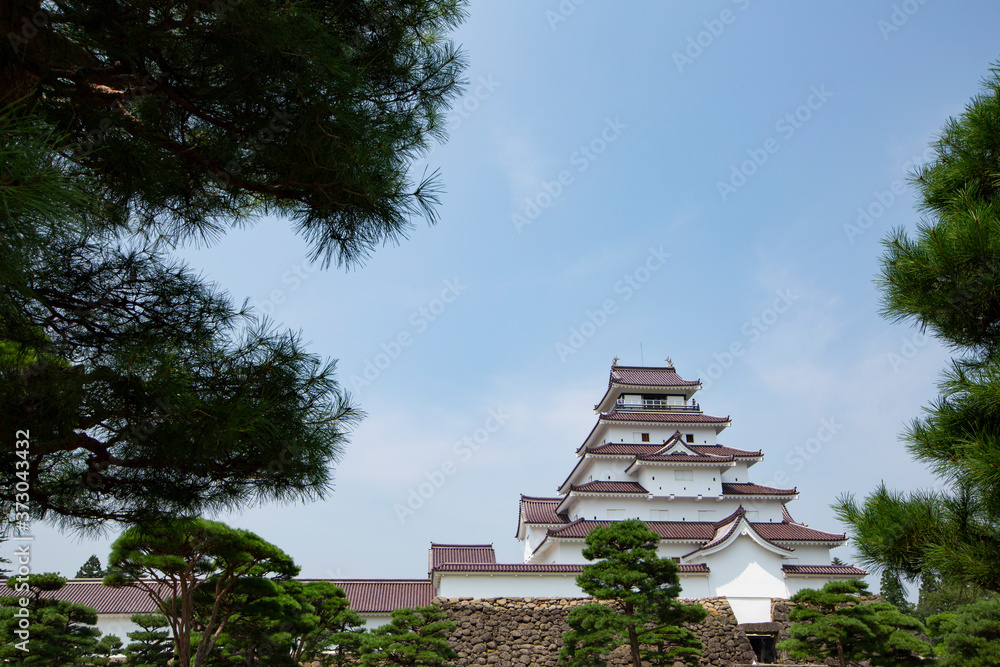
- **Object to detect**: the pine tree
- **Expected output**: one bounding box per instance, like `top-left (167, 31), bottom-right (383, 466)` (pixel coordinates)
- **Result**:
top-left (76, 554), bottom-right (105, 579)
top-left (0, 572), bottom-right (108, 665)
top-left (835, 62), bottom-right (1000, 595)
top-left (105, 517), bottom-right (300, 667)
top-left (928, 597), bottom-right (1000, 666)
top-left (2, 0), bottom-right (468, 266)
top-left (286, 580), bottom-right (367, 667)
top-left (559, 519), bottom-right (707, 667)
top-left (879, 569), bottom-right (913, 614)
top-left (123, 614), bottom-right (172, 667)
top-left (0, 0), bottom-right (466, 531)
top-left (914, 569), bottom-right (997, 621)
top-left (359, 605), bottom-right (457, 667)
top-left (777, 580), bottom-right (932, 667)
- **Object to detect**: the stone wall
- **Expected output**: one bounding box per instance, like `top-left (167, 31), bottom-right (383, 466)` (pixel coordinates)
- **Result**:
top-left (438, 596), bottom-right (758, 667)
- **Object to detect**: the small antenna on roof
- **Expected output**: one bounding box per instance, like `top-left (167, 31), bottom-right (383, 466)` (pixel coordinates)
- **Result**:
top-left (640, 342), bottom-right (644, 365)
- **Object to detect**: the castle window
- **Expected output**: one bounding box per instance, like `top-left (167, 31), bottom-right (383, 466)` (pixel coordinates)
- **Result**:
top-left (641, 433), bottom-right (650, 442)
top-left (686, 434), bottom-right (694, 443)
top-left (675, 470), bottom-right (693, 481)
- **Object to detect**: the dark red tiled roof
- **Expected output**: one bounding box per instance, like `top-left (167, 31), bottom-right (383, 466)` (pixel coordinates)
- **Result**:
top-left (520, 496), bottom-right (566, 524)
top-left (753, 523), bottom-right (846, 542)
top-left (434, 563), bottom-right (585, 573)
top-left (569, 481), bottom-right (648, 494)
top-left (588, 443), bottom-right (665, 456)
top-left (782, 504), bottom-right (796, 523)
top-left (328, 580), bottom-right (435, 613)
top-left (546, 519), bottom-right (845, 544)
top-left (38, 580), bottom-right (165, 614)
top-left (586, 443), bottom-right (760, 458)
top-left (635, 453), bottom-right (735, 463)
top-left (689, 445), bottom-right (762, 458)
top-left (549, 519), bottom-right (716, 541)
top-left (44, 578), bottom-right (436, 616)
top-left (782, 565), bottom-right (867, 576)
top-left (602, 412), bottom-right (730, 424)
top-left (610, 366), bottom-right (700, 388)
top-left (429, 544), bottom-right (496, 570)
top-left (722, 483), bottom-right (797, 496)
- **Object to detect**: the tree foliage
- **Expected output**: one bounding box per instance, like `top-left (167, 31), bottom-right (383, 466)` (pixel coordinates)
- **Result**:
top-left (880, 569), bottom-right (913, 614)
top-left (559, 519), bottom-right (706, 667)
top-left (76, 554), bottom-right (106, 579)
top-left (0, 0), bottom-right (467, 532)
top-left (777, 580), bottom-right (932, 667)
top-left (123, 613), bottom-right (173, 667)
top-left (2, 0), bottom-right (468, 266)
top-left (928, 597), bottom-right (1000, 666)
top-left (835, 63), bottom-right (1000, 595)
top-left (287, 580), bottom-right (367, 667)
top-left (360, 604), bottom-right (457, 667)
top-left (0, 572), bottom-right (113, 665)
top-left (192, 578), bottom-right (366, 666)
top-left (105, 517), bottom-right (299, 667)
top-left (914, 569), bottom-right (997, 621)
top-left (0, 80), bottom-right (360, 532)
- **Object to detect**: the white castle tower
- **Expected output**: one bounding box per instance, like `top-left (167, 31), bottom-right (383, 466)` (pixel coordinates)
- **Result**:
top-left (508, 360), bottom-right (864, 623)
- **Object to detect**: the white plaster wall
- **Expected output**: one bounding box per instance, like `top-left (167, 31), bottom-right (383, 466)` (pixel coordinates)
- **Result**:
top-left (566, 496), bottom-right (653, 522)
top-left (436, 572), bottom-right (713, 601)
top-left (726, 597), bottom-right (774, 624)
top-left (530, 540), bottom-right (588, 564)
top-left (573, 459), bottom-right (622, 485)
top-left (436, 574), bottom-right (584, 598)
top-left (720, 462), bottom-right (749, 483)
top-left (655, 541), bottom-right (703, 561)
top-left (702, 535), bottom-right (795, 623)
top-left (547, 542), bottom-right (587, 564)
top-left (602, 425), bottom-right (718, 446)
top-left (677, 576), bottom-right (711, 599)
top-left (636, 467), bottom-right (723, 497)
top-left (536, 498), bottom-right (788, 531)
top-left (705, 535), bottom-right (790, 600)
top-left (779, 545), bottom-right (834, 564)
top-left (95, 613), bottom-right (146, 642)
top-left (784, 576), bottom-right (858, 597)
top-left (361, 613), bottom-right (393, 629)
top-left (727, 498), bottom-right (785, 523)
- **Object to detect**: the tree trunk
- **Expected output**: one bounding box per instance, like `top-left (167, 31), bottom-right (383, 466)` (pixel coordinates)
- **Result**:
top-left (836, 637), bottom-right (846, 667)
top-left (627, 625), bottom-right (642, 667)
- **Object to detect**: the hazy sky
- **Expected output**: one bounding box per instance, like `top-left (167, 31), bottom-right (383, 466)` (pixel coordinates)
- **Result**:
top-left (32, 2), bottom-right (1000, 589)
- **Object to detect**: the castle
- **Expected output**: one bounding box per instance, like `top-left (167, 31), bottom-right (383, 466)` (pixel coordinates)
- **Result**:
top-left (430, 360), bottom-right (865, 624)
top-left (56, 359), bottom-right (865, 644)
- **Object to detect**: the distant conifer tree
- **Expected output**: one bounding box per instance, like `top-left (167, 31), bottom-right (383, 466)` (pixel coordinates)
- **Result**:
top-left (76, 554), bottom-right (105, 578)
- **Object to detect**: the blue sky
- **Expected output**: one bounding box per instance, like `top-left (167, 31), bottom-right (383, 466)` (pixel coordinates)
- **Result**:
top-left (32, 2), bottom-right (1000, 589)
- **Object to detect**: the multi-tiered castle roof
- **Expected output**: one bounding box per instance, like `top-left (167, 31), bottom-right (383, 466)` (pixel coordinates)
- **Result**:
top-left (503, 360), bottom-right (864, 623)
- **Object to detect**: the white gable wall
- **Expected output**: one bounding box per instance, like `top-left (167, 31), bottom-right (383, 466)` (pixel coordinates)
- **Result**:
top-left (720, 462), bottom-right (750, 483)
top-left (704, 534), bottom-right (791, 623)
